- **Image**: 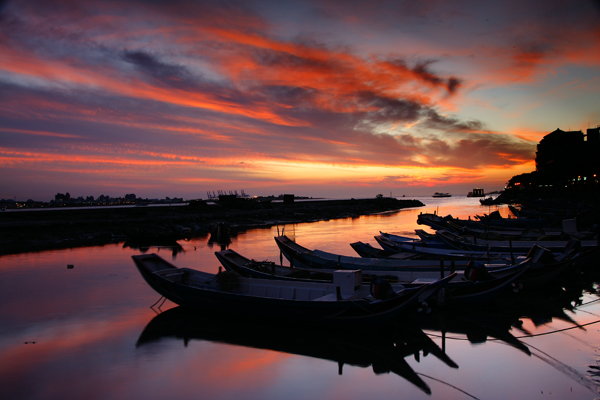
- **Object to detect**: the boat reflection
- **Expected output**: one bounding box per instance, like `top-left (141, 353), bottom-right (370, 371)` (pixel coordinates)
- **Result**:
top-left (416, 308), bottom-right (532, 355)
top-left (123, 235), bottom-right (185, 257)
top-left (136, 306), bottom-right (460, 395)
top-left (495, 279), bottom-right (588, 332)
top-left (207, 222), bottom-right (232, 249)
top-left (417, 280), bottom-right (589, 355)
top-left (133, 265), bottom-right (600, 397)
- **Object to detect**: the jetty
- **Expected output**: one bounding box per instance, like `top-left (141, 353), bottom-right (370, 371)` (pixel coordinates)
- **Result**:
top-left (0, 197), bottom-right (423, 255)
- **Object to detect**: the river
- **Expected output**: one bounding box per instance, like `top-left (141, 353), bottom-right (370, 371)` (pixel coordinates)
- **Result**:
top-left (1, 196), bottom-right (599, 400)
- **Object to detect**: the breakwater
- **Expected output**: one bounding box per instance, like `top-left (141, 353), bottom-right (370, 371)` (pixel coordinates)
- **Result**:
top-left (0, 197), bottom-right (423, 255)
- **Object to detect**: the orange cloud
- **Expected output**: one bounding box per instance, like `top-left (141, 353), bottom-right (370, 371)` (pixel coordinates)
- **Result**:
top-left (0, 42), bottom-right (305, 128)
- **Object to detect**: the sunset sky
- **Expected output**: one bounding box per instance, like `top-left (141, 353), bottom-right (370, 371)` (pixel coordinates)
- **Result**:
top-left (1, 0), bottom-right (599, 201)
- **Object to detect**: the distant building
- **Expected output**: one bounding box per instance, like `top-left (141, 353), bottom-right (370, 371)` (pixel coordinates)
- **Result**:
top-left (506, 126), bottom-right (600, 195)
top-left (535, 127), bottom-right (600, 185)
top-left (54, 192), bottom-right (70, 203)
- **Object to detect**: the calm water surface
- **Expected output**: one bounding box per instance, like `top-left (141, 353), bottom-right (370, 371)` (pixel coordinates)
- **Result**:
top-left (2, 196), bottom-right (600, 400)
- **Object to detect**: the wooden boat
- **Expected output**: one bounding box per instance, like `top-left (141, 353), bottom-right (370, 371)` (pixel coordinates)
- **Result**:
top-left (479, 196), bottom-right (503, 205)
top-left (218, 247), bottom-right (468, 283)
top-left (445, 220), bottom-right (566, 241)
top-left (350, 241), bottom-right (411, 259)
top-left (217, 248), bottom-right (472, 283)
top-left (215, 249), bottom-right (529, 306)
top-left (374, 234), bottom-right (585, 288)
top-left (378, 231), bottom-right (446, 248)
top-left (215, 249), bottom-right (342, 281)
top-left (275, 235), bottom-right (474, 271)
top-left (435, 229), bottom-right (598, 253)
top-left (417, 212), bottom-right (455, 231)
top-left (132, 253), bottom-right (454, 328)
top-left (474, 210), bottom-right (562, 229)
top-left (414, 229), bottom-right (439, 242)
top-left (274, 235), bottom-right (579, 289)
top-left (418, 211), bottom-right (561, 231)
top-left (374, 234), bottom-right (526, 262)
top-left (274, 235), bottom-right (564, 291)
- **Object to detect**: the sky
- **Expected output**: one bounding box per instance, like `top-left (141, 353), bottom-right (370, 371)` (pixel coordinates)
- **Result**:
top-left (1, 0), bottom-right (599, 201)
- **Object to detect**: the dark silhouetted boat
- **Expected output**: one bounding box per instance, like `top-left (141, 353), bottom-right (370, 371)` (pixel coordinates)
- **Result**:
top-left (132, 253), bottom-right (455, 328)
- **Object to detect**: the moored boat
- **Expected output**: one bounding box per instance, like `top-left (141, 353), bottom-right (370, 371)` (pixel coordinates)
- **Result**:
top-left (350, 241), bottom-right (402, 258)
top-left (219, 246), bottom-right (466, 282)
top-left (275, 235), bottom-right (473, 271)
top-left (132, 253), bottom-right (453, 328)
top-left (379, 231), bottom-right (446, 248)
top-left (374, 234), bottom-right (525, 262)
top-left (215, 248), bottom-right (529, 306)
top-left (435, 229), bottom-right (598, 253)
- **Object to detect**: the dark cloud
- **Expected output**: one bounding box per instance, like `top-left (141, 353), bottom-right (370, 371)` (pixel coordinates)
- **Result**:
top-left (380, 57), bottom-right (462, 95)
top-left (121, 50), bottom-right (193, 88)
top-left (446, 77), bottom-right (461, 94)
top-left (422, 133), bottom-right (536, 168)
top-left (252, 48), bottom-right (335, 71)
top-left (356, 91), bottom-right (423, 124)
top-left (412, 60), bottom-right (452, 91)
top-left (260, 85), bottom-right (318, 109)
top-left (421, 109), bottom-right (484, 132)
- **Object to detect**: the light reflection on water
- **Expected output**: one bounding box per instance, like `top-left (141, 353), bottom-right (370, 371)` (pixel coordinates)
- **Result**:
top-left (1, 196), bottom-right (600, 400)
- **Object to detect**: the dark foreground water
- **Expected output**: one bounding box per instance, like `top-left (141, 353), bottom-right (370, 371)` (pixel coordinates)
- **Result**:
top-left (2, 196), bottom-right (600, 400)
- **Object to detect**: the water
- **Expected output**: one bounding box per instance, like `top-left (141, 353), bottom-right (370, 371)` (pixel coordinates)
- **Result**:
top-left (1, 196), bottom-right (600, 400)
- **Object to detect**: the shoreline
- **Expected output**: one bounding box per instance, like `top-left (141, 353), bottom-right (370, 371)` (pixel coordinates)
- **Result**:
top-left (0, 197), bottom-right (424, 256)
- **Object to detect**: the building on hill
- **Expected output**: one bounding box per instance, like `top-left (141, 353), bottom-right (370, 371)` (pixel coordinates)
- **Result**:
top-left (506, 126), bottom-right (600, 199)
top-left (535, 128), bottom-right (600, 185)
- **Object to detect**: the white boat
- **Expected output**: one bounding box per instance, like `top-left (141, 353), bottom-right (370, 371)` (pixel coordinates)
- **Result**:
top-left (215, 248), bottom-right (529, 305)
top-left (275, 235), bottom-right (474, 271)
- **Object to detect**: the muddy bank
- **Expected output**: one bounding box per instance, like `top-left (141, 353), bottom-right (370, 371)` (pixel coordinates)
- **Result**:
top-left (0, 198), bottom-right (424, 255)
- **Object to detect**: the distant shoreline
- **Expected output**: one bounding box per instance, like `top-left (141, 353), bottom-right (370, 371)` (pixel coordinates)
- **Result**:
top-left (0, 197), bottom-right (424, 256)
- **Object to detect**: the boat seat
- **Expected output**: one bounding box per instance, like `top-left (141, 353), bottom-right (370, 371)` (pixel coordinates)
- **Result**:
top-left (155, 270), bottom-right (187, 282)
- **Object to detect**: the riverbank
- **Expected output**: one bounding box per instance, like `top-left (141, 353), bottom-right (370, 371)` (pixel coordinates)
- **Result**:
top-left (0, 197), bottom-right (424, 255)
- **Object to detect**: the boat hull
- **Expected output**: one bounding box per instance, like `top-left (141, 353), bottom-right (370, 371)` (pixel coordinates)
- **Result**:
top-left (133, 253), bottom-right (442, 328)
